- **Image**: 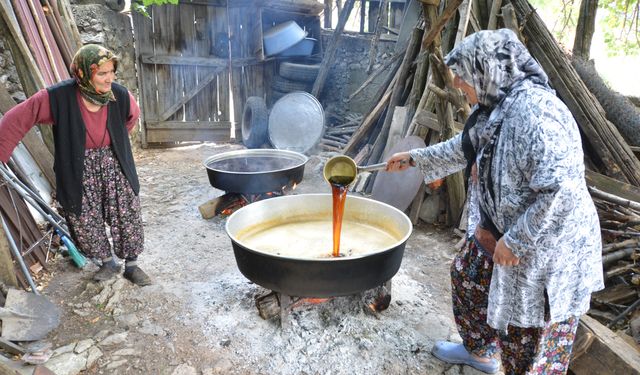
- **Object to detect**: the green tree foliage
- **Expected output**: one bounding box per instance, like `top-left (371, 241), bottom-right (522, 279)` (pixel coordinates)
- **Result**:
top-left (530, 0), bottom-right (639, 56)
top-left (600, 0), bottom-right (640, 55)
top-left (131, 0), bottom-right (179, 17)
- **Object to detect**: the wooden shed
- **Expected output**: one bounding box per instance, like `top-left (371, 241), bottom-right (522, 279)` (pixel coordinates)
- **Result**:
top-left (131, 0), bottom-right (324, 147)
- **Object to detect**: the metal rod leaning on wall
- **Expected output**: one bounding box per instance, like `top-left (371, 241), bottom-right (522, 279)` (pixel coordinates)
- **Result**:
top-left (0, 165), bottom-right (71, 239)
top-left (0, 213), bottom-right (39, 294)
top-left (0, 164), bottom-right (65, 224)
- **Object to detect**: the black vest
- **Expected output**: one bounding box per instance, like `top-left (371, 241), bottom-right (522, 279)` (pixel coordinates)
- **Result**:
top-left (48, 79), bottom-right (140, 215)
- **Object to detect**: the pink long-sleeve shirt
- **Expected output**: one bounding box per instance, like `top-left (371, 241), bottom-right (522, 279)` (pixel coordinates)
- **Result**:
top-left (0, 88), bottom-right (140, 163)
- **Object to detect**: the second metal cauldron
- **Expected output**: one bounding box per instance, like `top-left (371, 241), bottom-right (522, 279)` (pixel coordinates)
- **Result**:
top-left (204, 149), bottom-right (308, 194)
top-left (225, 194), bottom-right (413, 297)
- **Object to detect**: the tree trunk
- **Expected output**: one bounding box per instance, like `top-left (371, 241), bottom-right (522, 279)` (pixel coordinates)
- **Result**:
top-left (573, 0), bottom-right (599, 60)
top-left (324, 0), bottom-right (333, 28)
top-left (511, 0), bottom-right (640, 186)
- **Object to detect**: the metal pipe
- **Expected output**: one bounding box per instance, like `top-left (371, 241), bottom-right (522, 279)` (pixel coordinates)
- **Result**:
top-left (0, 165), bottom-right (65, 224)
top-left (0, 166), bottom-right (70, 238)
top-left (0, 213), bottom-right (39, 294)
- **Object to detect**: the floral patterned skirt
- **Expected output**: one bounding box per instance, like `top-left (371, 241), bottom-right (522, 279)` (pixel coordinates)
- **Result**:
top-left (66, 147), bottom-right (144, 260)
top-left (450, 238), bottom-right (579, 374)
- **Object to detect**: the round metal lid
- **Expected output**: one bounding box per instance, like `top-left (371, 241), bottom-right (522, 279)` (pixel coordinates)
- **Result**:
top-left (268, 92), bottom-right (325, 154)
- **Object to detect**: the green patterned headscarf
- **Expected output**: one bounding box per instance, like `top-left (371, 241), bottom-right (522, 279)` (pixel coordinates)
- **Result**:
top-left (70, 44), bottom-right (119, 106)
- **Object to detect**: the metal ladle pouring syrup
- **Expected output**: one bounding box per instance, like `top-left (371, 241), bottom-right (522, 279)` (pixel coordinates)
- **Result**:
top-left (323, 155), bottom-right (407, 186)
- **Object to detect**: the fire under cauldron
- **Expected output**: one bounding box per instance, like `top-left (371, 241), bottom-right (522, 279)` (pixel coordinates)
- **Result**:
top-left (204, 149), bottom-right (308, 194)
top-left (225, 194), bottom-right (413, 297)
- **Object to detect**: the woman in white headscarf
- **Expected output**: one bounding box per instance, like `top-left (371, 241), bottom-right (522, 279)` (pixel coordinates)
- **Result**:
top-left (386, 29), bottom-right (603, 374)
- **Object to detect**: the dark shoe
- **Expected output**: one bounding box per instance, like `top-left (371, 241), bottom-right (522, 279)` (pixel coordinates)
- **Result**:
top-left (123, 266), bottom-right (152, 286)
top-left (93, 263), bottom-right (121, 281)
top-left (431, 341), bottom-right (500, 374)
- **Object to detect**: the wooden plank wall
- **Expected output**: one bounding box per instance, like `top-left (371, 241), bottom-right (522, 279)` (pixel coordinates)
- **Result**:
top-left (132, 1), bottom-right (266, 146)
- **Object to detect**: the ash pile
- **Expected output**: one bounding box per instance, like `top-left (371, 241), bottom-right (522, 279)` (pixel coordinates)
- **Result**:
top-left (181, 270), bottom-right (454, 375)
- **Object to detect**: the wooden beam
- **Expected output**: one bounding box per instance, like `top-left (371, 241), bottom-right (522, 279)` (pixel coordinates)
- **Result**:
top-left (0, 0), bottom-right (46, 92)
top-left (500, 3), bottom-right (523, 40)
top-left (324, 0), bottom-right (333, 28)
top-left (369, 26), bottom-right (423, 164)
top-left (146, 128), bottom-right (234, 143)
top-left (487, 0), bottom-right (503, 30)
top-left (311, 0), bottom-right (356, 98)
top-left (585, 169), bottom-right (640, 204)
top-left (0, 85), bottom-right (56, 188)
top-left (146, 121), bottom-right (235, 130)
top-left (570, 315), bottom-right (640, 374)
top-left (349, 52), bottom-right (402, 102)
top-left (414, 109), bottom-right (463, 132)
top-left (421, 0), bottom-right (465, 50)
top-left (141, 54), bottom-right (257, 68)
top-left (198, 193), bottom-right (243, 219)
top-left (367, 0), bottom-right (390, 73)
top-left (0, 220), bottom-right (19, 288)
top-left (343, 86), bottom-right (393, 155)
top-left (184, 0), bottom-right (324, 14)
top-left (455, 0), bottom-right (472, 44)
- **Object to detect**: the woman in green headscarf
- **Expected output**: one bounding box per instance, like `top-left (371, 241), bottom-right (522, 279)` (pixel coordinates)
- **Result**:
top-left (0, 44), bottom-right (152, 286)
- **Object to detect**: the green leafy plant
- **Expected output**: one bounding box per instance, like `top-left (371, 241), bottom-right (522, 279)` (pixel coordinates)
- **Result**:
top-left (131, 0), bottom-right (179, 17)
top-left (600, 0), bottom-right (640, 55)
top-left (530, 0), bottom-right (639, 56)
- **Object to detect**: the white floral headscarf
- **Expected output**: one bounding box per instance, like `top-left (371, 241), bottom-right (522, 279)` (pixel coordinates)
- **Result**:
top-left (444, 29), bottom-right (551, 108)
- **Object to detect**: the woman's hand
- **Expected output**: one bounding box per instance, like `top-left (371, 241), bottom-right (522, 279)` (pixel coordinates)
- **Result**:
top-left (493, 237), bottom-right (520, 266)
top-left (386, 152), bottom-right (414, 172)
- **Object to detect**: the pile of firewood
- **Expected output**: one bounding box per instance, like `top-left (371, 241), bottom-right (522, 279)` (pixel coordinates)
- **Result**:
top-left (589, 186), bottom-right (640, 336)
top-left (319, 113), bottom-right (363, 152)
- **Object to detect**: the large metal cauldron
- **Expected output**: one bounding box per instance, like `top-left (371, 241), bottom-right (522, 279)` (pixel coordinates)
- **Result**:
top-left (225, 194), bottom-right (413, 297)
top-left (204, 149), bottom-right (308, 194)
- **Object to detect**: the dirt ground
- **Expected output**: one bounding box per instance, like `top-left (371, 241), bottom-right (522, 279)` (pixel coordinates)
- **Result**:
top-left (7, 143), bottom-right (496, 375)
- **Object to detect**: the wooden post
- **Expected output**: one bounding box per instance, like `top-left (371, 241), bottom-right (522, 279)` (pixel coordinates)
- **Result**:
top-left (0, 225), bottom-right (19, 288)
top-left (369, 27), bottom-right (423, 163)
top-left (0, 85), bottom-right (56, 188)
top-left (500, 3), bottom-right (523, 40)
top-left (0, 2), bottom-right (56, 155)
top-left (420, 0), bottom-right (465, 51)
top-left (487, 0), bottom-right (503, 30)
top-left (311, 0), bottom-right (356, 98)
top-left (366, 0), bottom-right (389, 73)
top-left (430, 49), bottom-right (465, 224)
top-left (324, 0), bottom-right (333, 28)
top-left (455, 0), bottom-right (472, 44)
top-left (422, 0), bottom-right (465, 225)
top-left (569, 315), bottom-right (640, 374)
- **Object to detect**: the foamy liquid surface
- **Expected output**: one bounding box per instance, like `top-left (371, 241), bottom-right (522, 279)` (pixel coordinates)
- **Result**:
top-left (237, 220), bottom-right (399, 258)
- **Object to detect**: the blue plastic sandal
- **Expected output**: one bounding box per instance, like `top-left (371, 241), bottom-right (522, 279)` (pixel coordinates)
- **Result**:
top-left (431, 341), bottom-right (500, 374)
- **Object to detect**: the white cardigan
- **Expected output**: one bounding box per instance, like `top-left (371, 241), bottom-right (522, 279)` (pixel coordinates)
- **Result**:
top-left (409, 84), bottom-right (604, 331)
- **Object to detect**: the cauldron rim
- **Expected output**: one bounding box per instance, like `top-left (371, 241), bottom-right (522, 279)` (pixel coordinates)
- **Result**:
top-left (225, 194), bottom-right (413, 262)
top-left (203, 149), bottom-right (308, 175)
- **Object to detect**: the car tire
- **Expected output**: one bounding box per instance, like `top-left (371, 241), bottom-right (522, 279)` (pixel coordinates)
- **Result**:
top-left (272, 75), bottom-right (313, 93)
top-left (279, 62), bottom-right (321, 83)
top-left (241, 96), bottom-right (269, 148)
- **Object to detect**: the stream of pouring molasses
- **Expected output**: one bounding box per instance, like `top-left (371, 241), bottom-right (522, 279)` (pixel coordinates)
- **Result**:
top-left (329, 176), bottom-right (352, 257)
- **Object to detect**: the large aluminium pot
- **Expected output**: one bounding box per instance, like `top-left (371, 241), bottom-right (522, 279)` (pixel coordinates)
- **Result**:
top-left (204, 149), bottom-right (308, 194)
top-left (225, 194), bottom-right (413, 297)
